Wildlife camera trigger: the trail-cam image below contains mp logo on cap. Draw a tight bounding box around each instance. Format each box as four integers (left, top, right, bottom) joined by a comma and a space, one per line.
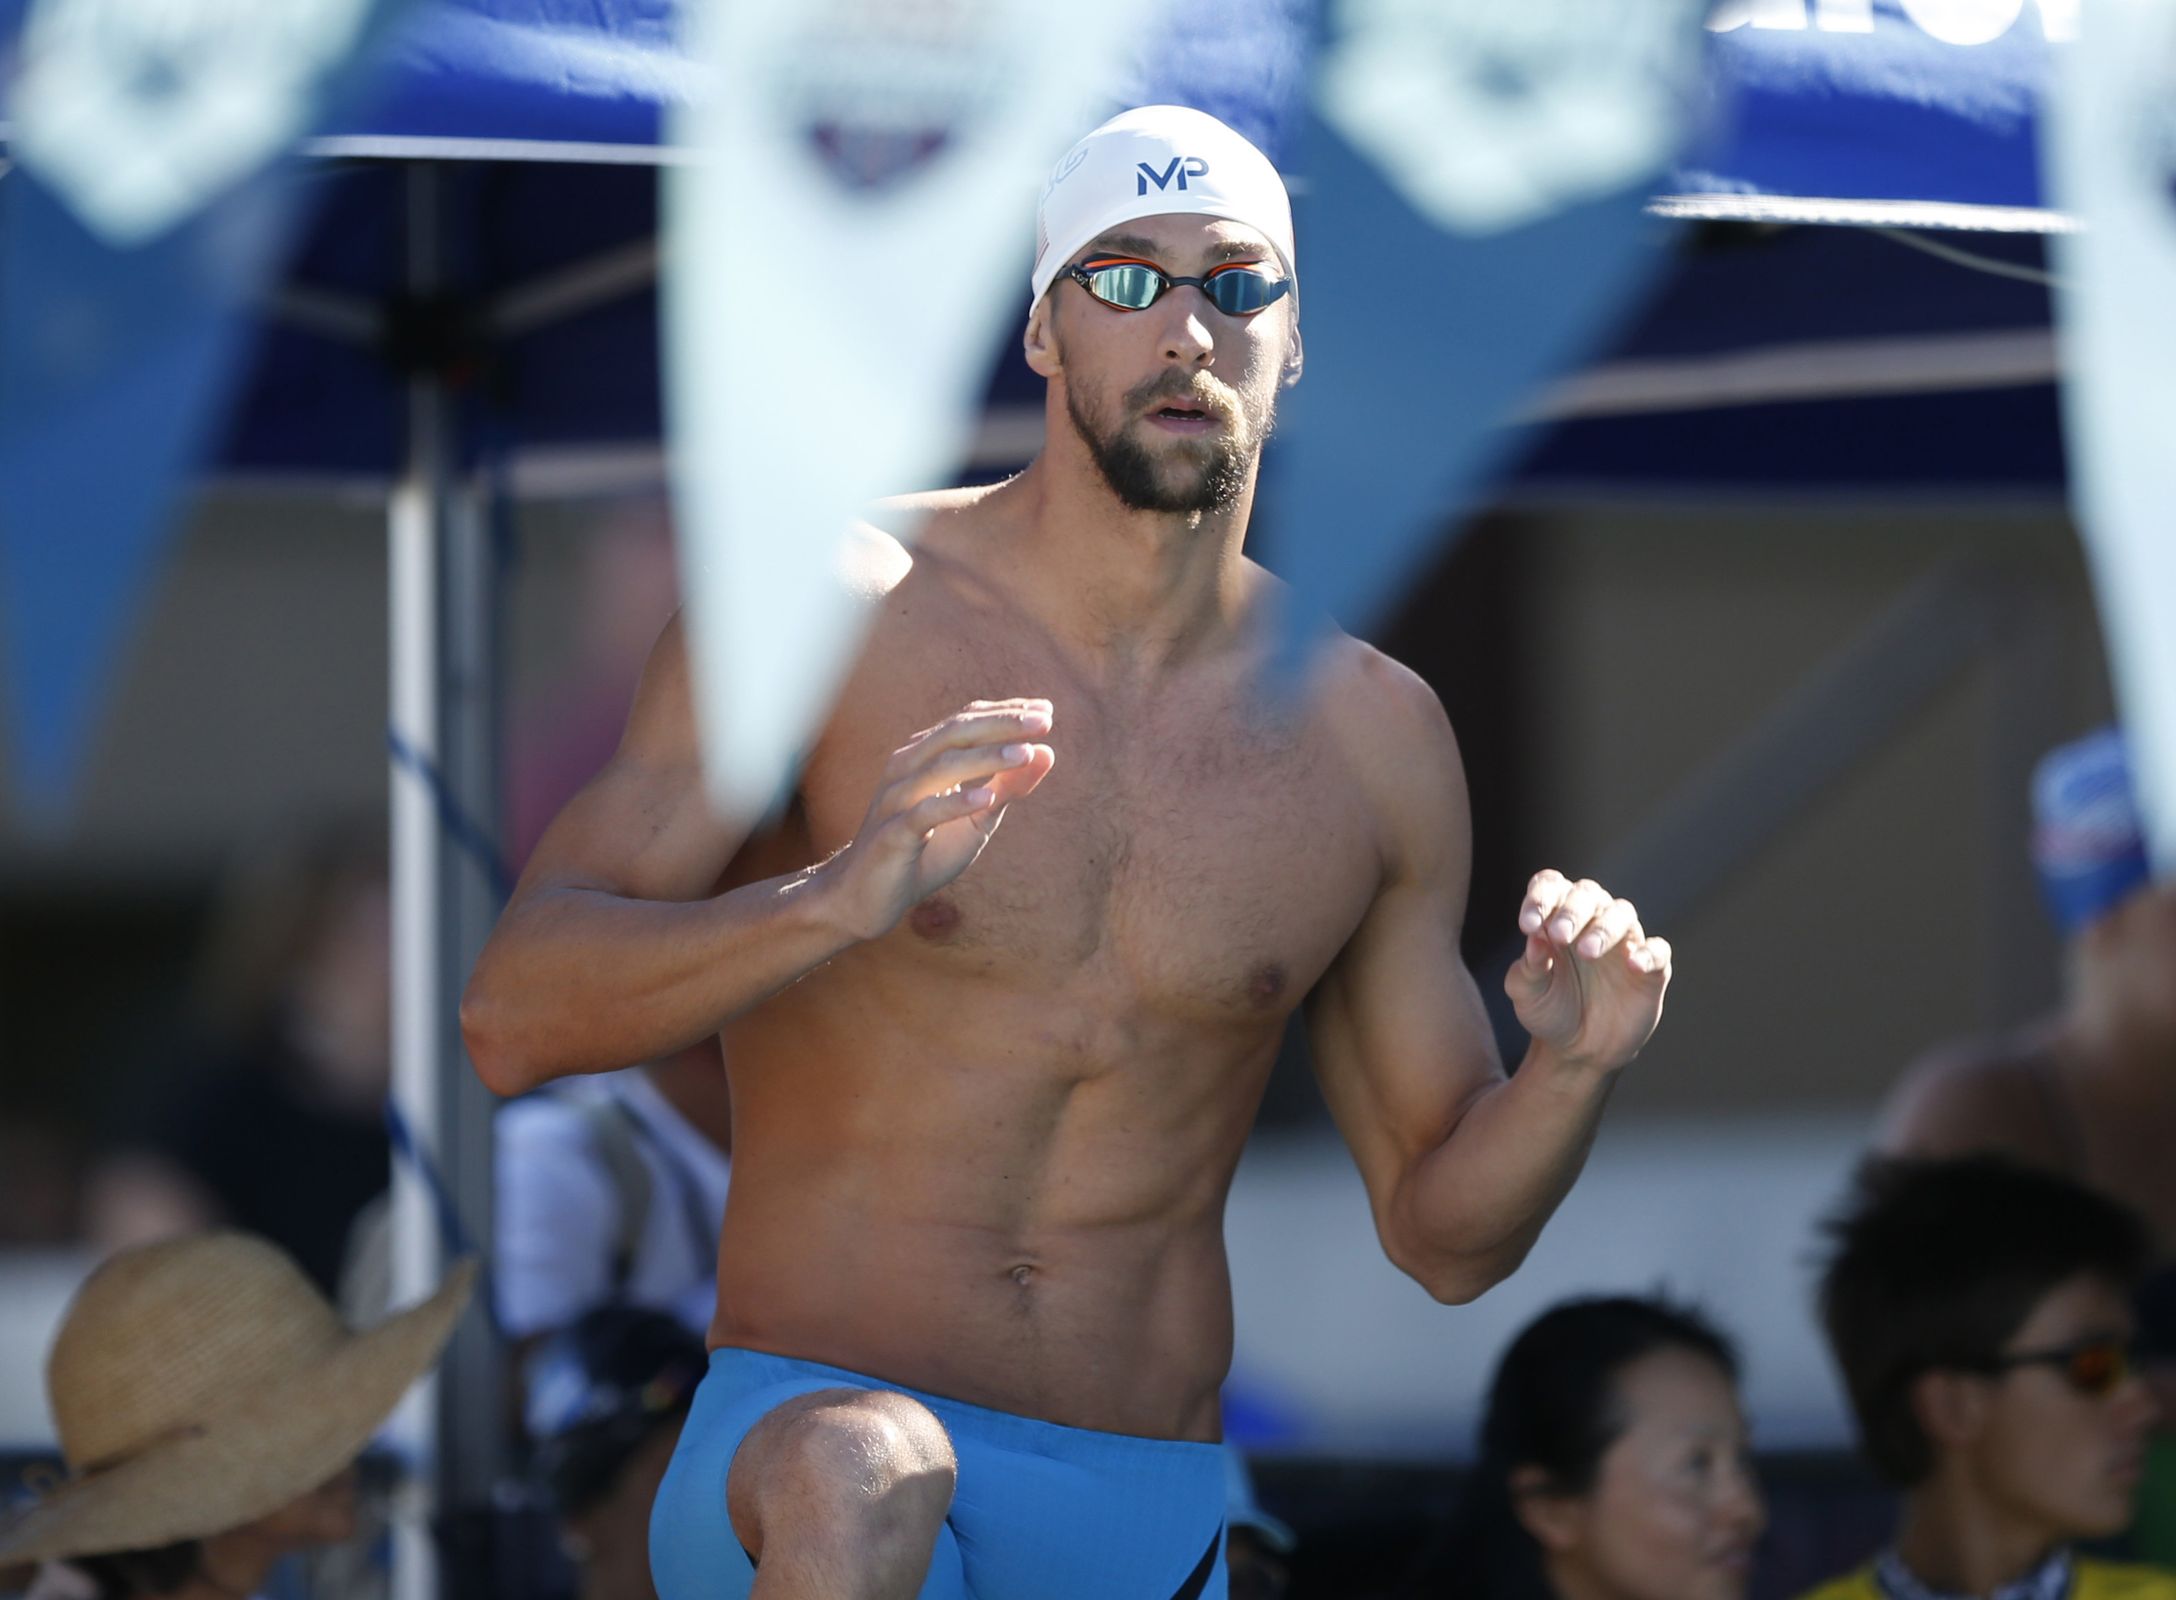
1137, 156, 1211, 194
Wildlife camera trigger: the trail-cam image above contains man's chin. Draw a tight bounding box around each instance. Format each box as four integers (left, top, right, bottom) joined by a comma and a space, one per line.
1138, 429, 1241, 482
1123, 430, 1197, 470
1149, 468, 1228, 512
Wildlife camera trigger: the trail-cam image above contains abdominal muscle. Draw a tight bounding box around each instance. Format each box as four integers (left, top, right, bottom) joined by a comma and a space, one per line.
704, 959, 1281, 1442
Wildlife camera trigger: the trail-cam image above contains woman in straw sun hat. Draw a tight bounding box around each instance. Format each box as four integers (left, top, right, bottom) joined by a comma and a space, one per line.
0, 1230, 474, 1600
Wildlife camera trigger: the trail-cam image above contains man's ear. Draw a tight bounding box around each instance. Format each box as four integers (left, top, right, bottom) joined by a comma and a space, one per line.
1024, 298, 1062, 378
1508, 1465, 1584, 1555
1911, 1368, 1989, 1455
1281, 323, 1304, 389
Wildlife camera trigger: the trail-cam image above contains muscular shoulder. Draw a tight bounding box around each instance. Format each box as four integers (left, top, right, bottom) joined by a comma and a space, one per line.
868, 483, 1007, 525
617, 519, 910, 764
862, 482, 1007, 593
1875, 1024, 2068, 1166
851, 486, 1017, 622
1309, 632, 1469, 887
799, 498, 1010, 781
835, 517, 915, 599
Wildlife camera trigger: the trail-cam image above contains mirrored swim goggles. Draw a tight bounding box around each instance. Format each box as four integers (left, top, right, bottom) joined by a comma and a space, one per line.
1062, 255, 1291, 317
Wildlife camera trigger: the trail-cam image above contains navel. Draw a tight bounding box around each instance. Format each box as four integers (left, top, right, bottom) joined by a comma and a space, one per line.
908, 896, 963, 941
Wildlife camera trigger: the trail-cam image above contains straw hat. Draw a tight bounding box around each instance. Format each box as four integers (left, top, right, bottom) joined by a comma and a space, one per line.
0, 1231, 474, 1564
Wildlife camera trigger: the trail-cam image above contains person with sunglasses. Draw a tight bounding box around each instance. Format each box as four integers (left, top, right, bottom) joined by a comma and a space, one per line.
1799, 1155, 2173, 1600
465, 102, 1673, 1600
1879, 729, 2176, 1564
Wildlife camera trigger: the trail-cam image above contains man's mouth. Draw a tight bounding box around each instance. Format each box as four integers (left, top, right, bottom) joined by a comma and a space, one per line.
1145, 399, 1219, 434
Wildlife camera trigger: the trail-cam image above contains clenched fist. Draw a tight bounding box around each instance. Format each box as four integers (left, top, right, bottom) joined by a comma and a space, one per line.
1504, 870, 1671, 1074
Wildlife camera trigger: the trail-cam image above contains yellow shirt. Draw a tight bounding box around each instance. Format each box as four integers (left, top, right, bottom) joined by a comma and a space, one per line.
1797, 1559, 2176, 1600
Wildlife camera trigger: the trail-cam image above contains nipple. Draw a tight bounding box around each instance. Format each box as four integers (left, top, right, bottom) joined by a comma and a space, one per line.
909, 897, 963, 940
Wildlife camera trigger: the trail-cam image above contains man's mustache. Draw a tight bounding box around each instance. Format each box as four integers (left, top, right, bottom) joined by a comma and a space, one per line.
1129, 374, 1239, 422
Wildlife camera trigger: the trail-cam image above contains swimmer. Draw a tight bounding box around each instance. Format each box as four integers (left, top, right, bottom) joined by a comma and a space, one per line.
462, 105, 1674, 1600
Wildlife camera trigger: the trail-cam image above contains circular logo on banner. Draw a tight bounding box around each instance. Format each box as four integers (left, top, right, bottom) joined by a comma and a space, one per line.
766, 0, 1022, 195
1317, 0, 1703, 235
9, 0, 375, 245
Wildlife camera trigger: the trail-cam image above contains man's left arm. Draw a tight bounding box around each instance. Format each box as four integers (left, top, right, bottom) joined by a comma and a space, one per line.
1308, 657, 1672, 1305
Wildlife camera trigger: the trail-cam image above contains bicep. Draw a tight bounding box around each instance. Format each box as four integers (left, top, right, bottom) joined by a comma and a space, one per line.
512, 611, 745, 908
1306, 657, 1501, 1206
1308, 873, 1503, 1209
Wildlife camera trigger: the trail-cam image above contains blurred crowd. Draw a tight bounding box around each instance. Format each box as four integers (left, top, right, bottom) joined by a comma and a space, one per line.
5, 674, 2176, 1598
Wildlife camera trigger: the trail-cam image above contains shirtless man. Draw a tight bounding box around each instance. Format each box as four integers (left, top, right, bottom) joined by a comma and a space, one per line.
462, 106, 1674, 1600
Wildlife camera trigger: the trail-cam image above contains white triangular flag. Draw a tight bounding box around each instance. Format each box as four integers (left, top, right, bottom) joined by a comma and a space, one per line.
667, 0, 1152, 822
2046, 0, 2176, 869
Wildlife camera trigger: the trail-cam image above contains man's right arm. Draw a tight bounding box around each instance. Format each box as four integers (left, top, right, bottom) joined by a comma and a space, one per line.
461, 612, 1055, 1096
462, 611, 844, 1094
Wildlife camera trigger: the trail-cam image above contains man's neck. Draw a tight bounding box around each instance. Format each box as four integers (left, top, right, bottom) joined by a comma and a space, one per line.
990, 443, 1256, 678
1893, 1482, 2064, 1597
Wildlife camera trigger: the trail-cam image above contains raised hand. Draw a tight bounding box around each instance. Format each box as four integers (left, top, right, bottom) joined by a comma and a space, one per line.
1503, 870, 1672, 1074
822, 699, 1057, 940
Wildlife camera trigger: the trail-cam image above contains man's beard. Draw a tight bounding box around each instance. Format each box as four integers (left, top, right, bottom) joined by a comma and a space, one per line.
1065, 374, 1258, 515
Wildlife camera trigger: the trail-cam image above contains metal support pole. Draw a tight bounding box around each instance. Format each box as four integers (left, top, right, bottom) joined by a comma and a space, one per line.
437, 469, 508, 1500
387, 266, 448, 1600
387, 159, 507, 1600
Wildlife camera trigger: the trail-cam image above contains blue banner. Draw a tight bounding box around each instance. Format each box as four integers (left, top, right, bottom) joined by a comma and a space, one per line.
0, 177, 267, 809
1267, 2, 1708, 644
1677, 0, 2070, 224
0, 0, 2087, 809
0, 0, 415, 811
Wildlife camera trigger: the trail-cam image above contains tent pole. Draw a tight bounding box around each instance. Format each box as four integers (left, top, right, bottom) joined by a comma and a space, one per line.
386, 157, 507, 1600
388, 156, 450, 1600
438, 446, 511, 1575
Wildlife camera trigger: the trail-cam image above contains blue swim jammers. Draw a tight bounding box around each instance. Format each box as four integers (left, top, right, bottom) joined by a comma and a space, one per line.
650, 1347, 1229, 1599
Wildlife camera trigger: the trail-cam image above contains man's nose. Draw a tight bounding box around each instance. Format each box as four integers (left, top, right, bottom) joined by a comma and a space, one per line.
1154, 290, 1216, 365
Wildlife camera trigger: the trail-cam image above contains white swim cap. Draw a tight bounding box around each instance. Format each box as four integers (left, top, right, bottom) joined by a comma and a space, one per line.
1030, 105, 1297, 309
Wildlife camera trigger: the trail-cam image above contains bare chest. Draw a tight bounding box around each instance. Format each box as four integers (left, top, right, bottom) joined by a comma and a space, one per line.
805, 646, 1382, 1023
